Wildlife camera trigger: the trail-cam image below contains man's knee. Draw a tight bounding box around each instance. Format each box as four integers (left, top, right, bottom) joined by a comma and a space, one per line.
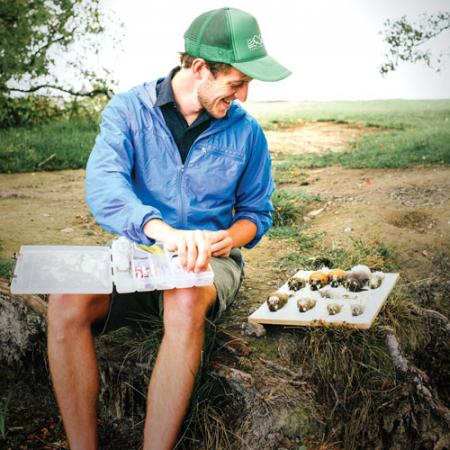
163, 286, 216, 337
47, 293, 110, 339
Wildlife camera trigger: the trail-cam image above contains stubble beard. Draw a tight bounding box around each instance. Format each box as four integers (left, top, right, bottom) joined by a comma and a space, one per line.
197, 83, 227, 119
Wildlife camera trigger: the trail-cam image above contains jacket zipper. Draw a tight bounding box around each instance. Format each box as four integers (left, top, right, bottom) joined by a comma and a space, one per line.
153, 109, 238, 229
153, 109, 186, 227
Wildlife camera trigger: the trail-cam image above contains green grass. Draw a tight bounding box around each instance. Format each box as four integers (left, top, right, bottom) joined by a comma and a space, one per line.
1, 99, 449, 173
0, 386, 14, 441
0, 259, 15, 280
272, 125, 450, 169
250, 99, 450, 130
0, 117, 98, 173
277, 235, 395, 272
250, 99, 450, 169
271, 189, 321, 227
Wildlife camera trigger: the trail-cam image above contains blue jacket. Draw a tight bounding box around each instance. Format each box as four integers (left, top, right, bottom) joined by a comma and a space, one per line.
86, 79, 274, 248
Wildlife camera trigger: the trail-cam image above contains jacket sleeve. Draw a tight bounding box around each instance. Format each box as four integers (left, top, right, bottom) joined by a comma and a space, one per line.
86, 94, 162, 245
232, 122, 274, 248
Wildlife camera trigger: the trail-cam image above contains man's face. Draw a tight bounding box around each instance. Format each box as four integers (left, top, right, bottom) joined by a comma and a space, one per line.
197, 66, 252, 119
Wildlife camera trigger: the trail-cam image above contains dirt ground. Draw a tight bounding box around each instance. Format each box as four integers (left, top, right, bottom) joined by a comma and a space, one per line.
1, 121, 449, 291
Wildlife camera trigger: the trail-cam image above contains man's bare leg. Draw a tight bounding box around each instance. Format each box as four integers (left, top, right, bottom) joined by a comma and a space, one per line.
47, 293, 110, 450
143, 285, 216, 450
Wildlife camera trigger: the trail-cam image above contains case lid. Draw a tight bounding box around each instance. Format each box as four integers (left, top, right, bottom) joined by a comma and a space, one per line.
10, 245, 113, 294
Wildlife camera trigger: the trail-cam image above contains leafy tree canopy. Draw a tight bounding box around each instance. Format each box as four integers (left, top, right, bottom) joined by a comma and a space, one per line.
0, 0, 119, 98
380, 11, 450, 75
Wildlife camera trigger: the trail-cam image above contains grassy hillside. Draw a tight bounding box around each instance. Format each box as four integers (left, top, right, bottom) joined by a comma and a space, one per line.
0, 99, 449, 173
248, 99, 450, 168
0, 118, 98, 173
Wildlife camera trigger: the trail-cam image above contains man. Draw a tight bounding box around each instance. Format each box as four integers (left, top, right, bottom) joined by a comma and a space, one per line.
47, 7, 290, 450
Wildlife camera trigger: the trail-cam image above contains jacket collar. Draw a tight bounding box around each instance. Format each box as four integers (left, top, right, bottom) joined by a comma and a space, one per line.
135, 78, 247, 132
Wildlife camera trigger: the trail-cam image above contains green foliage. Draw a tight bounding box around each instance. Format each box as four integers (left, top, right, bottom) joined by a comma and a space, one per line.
0, 94, 107, 129
0, 116, 98, 172
271, 189, 321, 227
0, 0, 117, 123
0, 259, 15, 280
380, 12, 450, 74
271, 190, 304, 227
0, 95, 64, 129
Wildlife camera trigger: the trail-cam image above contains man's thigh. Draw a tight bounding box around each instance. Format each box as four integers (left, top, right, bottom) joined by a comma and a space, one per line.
93, 248, 244, 335
208, 248, 244, 320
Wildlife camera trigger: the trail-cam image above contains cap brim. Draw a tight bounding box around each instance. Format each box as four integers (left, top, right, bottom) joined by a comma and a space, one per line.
232, 55, 291, 82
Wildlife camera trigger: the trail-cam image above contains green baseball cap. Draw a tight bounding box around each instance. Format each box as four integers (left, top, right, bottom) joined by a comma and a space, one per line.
184, 7, 291, 82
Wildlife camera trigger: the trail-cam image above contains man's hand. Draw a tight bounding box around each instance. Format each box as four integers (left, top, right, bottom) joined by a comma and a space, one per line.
210, 230, 233, 257
164, 229, 212, 272
144, 219, 211, 272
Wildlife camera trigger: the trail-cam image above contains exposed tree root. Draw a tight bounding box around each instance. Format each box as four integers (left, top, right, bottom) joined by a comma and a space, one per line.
0, 279, 48, 316
382, 325, 450, 427
411, 304, 450, 335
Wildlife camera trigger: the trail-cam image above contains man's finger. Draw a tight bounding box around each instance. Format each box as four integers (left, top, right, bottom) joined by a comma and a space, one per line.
185, 231, 198, 271
176, 235, 188, 268
211, 239, 227, 253
212, 247, 230, 257
209, 230, 226, 244
194, 230, 211, 272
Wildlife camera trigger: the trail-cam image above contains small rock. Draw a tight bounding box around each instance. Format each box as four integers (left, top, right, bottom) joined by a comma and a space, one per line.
60, 227, 74, 233
241, 321, 266, 338
422, 250, 428, 257
344, 227, 352, 233
307, 208, 324, 218
303, 216, 312, 222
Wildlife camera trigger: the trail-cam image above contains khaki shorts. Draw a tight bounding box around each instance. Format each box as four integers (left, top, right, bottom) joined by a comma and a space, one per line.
92, 248, 244, 336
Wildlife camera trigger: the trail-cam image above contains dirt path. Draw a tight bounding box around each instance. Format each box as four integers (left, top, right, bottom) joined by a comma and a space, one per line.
1, 122, 449, 292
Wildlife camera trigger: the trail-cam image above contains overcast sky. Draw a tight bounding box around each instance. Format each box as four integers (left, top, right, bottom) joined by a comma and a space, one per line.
98, 0, 450, 101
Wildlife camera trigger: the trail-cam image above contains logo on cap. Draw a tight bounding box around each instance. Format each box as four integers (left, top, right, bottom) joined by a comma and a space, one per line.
247, 34, 264, 50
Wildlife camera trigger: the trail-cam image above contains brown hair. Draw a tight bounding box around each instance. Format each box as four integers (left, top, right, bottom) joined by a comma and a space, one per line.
179, 52, 231, 77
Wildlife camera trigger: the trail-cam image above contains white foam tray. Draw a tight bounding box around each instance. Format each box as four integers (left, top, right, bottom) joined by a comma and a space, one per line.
248, 271, 399, 329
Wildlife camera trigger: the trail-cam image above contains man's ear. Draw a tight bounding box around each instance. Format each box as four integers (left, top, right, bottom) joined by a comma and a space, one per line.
191, 58, 209, 80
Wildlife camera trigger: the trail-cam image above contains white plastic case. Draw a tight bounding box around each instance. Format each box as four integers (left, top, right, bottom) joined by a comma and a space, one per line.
10, 237, 214, 295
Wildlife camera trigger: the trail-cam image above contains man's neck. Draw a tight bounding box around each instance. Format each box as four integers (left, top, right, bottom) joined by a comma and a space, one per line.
171, 69, 203, 126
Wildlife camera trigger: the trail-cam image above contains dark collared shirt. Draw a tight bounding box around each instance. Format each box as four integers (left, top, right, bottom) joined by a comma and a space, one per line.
155, 68, 212, 164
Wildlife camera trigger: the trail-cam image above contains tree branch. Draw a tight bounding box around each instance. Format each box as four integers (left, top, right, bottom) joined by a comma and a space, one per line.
28, 31, 73, 68
7, 84, 113, 98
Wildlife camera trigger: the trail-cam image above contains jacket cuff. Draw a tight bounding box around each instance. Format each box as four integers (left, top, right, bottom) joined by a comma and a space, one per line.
231, 213, 263, 249
128, 207, 163, 245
